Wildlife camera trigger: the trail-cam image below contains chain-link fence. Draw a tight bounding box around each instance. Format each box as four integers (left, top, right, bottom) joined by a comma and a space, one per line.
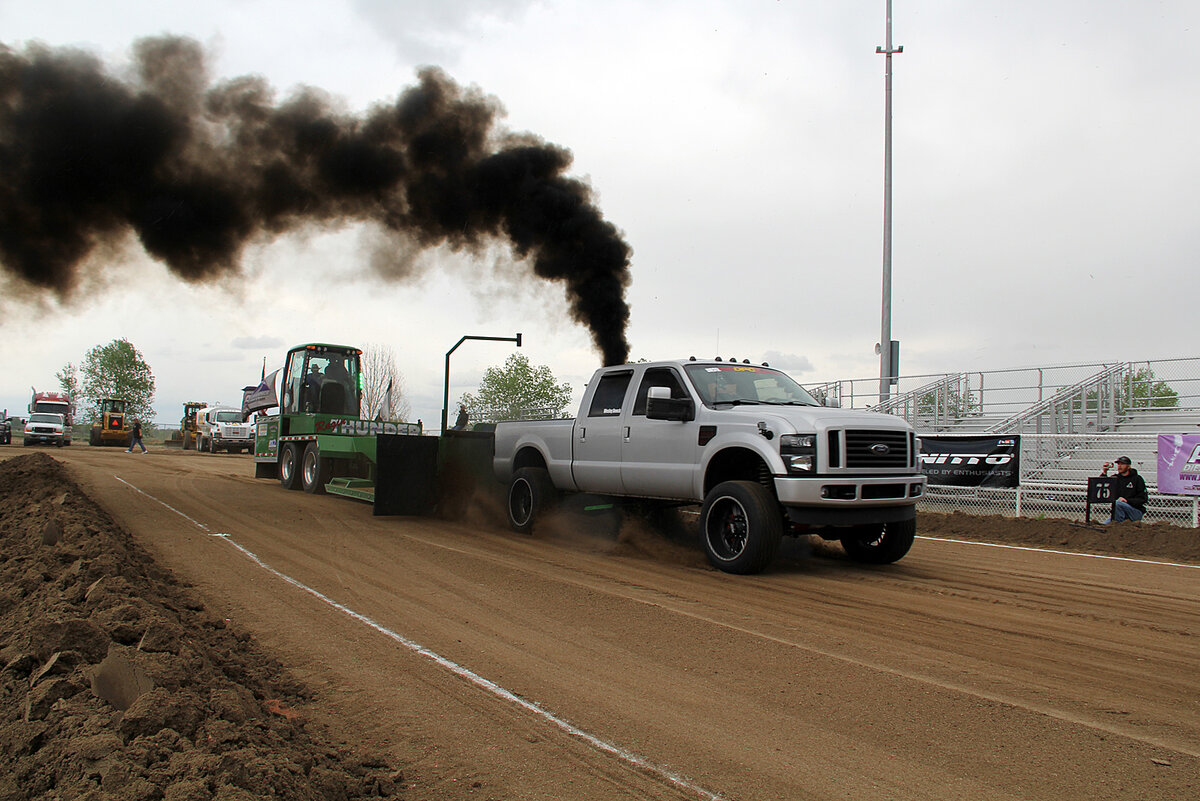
465, 406, 562, 424
920, 482, 1200, 528
807, 358, 1200, 528
808, 357, 1200, 433
919, 433, 1200, 527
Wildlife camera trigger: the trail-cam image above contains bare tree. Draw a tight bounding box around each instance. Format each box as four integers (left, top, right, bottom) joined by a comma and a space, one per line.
360, 344, 412, 421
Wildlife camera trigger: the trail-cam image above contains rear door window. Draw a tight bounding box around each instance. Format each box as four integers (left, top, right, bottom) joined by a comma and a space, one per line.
588, 372, 633, 417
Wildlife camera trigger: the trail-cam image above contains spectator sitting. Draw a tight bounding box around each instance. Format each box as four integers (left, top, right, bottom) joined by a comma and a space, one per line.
1099, 456, 1147, 523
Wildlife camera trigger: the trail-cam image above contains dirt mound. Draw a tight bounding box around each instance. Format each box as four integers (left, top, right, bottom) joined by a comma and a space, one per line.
0, 453, 403, 800
918, 510, 1200, 564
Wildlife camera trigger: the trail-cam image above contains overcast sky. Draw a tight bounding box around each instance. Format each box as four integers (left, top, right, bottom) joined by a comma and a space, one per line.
2, 0, 1196, 429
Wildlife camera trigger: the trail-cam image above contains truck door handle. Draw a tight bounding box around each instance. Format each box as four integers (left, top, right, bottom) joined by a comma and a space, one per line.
623, 426, 630, 440
579, 427, 586, 440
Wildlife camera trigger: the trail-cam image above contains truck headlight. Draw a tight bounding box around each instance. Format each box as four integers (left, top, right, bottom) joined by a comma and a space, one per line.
780, 434, 817, 474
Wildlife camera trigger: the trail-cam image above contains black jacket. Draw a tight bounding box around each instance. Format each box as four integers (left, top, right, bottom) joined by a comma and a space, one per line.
1109, 468, 1148, 511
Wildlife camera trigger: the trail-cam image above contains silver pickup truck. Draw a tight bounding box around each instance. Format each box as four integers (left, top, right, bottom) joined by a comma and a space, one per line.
493, 358, 926, 574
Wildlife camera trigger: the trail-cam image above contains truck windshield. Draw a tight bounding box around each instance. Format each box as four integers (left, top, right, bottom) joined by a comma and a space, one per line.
685, 364, 820, 408
286, 347, 361, 416
214, 411, 243, 423
30, 414, 63, 424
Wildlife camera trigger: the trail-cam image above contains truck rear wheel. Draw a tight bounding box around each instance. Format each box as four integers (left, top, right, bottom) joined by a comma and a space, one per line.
301, 442, 331, 494
700, 480, 782, 575
507, 467, 555, 534
840, 518, 916, 564
279, 443, 302, 491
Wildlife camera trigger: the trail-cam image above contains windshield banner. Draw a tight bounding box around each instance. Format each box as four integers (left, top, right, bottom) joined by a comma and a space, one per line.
242, 369, 280, 417
919, 435, 1020, 487
1157, 434, 1200, 495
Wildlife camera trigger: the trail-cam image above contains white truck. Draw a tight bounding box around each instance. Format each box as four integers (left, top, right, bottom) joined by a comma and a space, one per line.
493, 358, 926, 574
195, 406, 254, 453
24, 413, 67, 447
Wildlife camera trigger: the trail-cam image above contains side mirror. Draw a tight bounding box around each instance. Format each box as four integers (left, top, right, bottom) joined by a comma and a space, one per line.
646, 387, 694, 422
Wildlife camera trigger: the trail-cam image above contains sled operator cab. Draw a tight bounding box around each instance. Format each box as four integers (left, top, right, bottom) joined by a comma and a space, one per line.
281, 343, 363, 420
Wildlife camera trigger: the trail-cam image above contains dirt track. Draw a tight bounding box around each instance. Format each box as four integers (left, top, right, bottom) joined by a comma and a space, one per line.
3, 444, 1199, 800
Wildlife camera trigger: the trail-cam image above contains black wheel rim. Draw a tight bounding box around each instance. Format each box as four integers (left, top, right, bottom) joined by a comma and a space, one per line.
510, 478, 533, 526
854, 526, 886, 549
706, 496, 748, 561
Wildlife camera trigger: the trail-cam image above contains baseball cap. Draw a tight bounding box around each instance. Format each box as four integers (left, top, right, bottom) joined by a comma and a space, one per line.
1115, 456, 1131, 465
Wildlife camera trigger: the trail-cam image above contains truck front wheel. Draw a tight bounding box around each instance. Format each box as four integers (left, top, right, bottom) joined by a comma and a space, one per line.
701, 481, 783, 574
301, 442, 331, 494
279, 443, 302, 491
840, 518, 916, 564
507, 467, 555, 534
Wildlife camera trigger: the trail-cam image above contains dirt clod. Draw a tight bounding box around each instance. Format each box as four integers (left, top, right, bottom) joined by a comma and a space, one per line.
0, 453, 401, 800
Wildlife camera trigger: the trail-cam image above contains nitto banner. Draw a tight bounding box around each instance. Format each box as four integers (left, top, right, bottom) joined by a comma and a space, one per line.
919, 436, 1021, 488
1156, 434, 1200, 495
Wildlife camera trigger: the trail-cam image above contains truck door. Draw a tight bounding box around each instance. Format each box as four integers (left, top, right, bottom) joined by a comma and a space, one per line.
622, 367, 701, 499
571, 370, 633, 495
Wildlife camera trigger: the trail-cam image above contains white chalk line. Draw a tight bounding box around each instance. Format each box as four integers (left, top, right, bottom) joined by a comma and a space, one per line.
113, 475, 725, 801
917, 535, 1200, 569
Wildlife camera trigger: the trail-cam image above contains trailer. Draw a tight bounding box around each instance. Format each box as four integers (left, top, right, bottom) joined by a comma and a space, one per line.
252, 343, 455, 515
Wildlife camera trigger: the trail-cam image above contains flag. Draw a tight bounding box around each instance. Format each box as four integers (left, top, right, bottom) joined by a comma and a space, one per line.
242, 369, 280, 417
382, 378, 394, 421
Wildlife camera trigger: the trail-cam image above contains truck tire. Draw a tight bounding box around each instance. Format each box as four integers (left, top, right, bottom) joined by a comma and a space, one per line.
279, 442, 302, 491
840, 518, 916, 564
700, 480, 783, 575
507, 467, 555, 534
301, 442, 331, 494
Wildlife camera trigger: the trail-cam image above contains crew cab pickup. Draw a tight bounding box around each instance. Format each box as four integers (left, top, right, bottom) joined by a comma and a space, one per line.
24, 413, 67, 447
493, 358, 925, 574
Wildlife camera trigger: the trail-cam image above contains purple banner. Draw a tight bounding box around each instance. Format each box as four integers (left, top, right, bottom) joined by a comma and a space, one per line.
1157, 434, 1200, 495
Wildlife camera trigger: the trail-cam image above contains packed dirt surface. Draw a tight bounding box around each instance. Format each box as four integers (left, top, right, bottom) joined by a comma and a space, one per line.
1, 445, 1198, 800
918, 509, 1200, 565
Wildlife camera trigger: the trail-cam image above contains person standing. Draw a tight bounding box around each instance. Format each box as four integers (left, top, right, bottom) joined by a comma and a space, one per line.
452, 404, 469, 431
126, 419, 148, 454
1099, 456, 1146, 523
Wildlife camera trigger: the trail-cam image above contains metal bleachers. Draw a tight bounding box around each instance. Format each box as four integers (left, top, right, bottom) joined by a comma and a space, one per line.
808, 358, 1200, 526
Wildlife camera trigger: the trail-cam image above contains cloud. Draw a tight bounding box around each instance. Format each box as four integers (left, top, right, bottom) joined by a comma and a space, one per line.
232, 335, 286, 350
762, 352, 814, 373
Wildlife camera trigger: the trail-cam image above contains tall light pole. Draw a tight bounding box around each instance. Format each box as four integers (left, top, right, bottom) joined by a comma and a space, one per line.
877, 0, 903, 402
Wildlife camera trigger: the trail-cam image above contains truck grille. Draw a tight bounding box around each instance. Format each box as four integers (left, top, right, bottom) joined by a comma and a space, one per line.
844, 429, 909, 468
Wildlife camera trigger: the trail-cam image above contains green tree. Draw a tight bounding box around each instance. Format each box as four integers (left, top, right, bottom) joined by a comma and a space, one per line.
916, 388, 976, 418
56, 362, 80, 408
81, 339, 156, 425
1076, 366, 1179, 414
1123, 366, 1179, 410
460, 353, 574, 423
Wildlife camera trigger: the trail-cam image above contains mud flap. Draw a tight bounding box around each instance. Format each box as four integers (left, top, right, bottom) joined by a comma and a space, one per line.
373, 434, 440, 516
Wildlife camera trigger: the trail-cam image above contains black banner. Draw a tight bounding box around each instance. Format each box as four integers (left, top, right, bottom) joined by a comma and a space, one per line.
919, 435, 1020, 487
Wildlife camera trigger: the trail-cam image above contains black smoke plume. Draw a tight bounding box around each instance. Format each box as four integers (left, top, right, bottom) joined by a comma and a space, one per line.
0, 36, 631, 364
